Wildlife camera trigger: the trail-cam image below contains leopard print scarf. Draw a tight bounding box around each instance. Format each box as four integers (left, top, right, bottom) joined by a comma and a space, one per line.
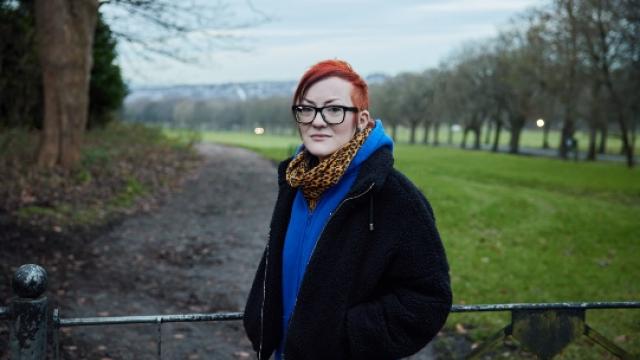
286, 128, 372, 210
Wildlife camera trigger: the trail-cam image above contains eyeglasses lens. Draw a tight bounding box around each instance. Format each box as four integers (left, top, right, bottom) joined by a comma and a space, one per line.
321, 107, 344, 124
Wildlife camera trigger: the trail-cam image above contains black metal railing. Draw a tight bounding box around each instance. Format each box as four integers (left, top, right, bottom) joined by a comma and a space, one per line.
2, 264, 639, 359
52, 309, 244, 359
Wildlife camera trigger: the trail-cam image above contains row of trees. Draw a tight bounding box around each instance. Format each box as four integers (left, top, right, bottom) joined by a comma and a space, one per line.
371, 0, 638, 166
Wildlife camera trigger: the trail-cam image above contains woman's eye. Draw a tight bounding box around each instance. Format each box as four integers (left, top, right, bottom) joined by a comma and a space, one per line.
326, 107, 342, 114
299, 107, 314, 114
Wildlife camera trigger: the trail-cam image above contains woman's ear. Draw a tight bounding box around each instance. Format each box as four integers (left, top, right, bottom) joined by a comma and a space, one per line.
358, 110, 374, 129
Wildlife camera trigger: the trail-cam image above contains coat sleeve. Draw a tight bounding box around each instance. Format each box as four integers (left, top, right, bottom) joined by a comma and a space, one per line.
345, 187, 452, 359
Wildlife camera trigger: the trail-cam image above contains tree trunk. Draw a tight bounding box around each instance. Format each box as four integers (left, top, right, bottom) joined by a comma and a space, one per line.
461, 127, 469, 149
558, 112, 575, 160
598, 123, 607, 154
35, 0, 99, 168
509, 116, 524, 154
433, 122, 440, 146
587, 126, 597, 161
492, 120, 502, 152
422, 122, 430, 145
587, 83, 602, 161
409, 121, 418, 144
473, 127, 481, 149
447, 121, 453, 145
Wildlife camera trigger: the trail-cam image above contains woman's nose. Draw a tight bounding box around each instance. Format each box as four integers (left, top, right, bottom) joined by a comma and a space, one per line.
310, 111, 326, 127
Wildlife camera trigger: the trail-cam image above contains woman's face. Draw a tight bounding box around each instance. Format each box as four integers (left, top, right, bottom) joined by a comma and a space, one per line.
297, 77, 370, 161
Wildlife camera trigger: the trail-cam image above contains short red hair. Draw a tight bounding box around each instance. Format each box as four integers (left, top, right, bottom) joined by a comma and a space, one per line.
293, 59, 369, 110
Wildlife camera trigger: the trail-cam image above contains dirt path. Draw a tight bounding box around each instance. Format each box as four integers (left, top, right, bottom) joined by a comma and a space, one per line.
46, 143, 277, 359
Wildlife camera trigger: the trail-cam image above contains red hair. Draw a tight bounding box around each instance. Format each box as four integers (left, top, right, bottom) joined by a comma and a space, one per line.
293, 59, 369, 110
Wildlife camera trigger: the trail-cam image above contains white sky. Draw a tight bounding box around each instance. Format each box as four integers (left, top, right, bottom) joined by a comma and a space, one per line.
109, 0, 544, 86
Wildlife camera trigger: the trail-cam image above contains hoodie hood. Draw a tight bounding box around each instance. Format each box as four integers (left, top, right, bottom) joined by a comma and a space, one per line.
347, 119, 394, 173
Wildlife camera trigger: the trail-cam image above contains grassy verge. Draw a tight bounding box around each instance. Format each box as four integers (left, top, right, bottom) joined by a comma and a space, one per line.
197, 130, 640, 359
0, 122, 201, 232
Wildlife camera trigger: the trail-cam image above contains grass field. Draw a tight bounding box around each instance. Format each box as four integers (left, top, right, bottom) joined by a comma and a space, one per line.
169, 128, 639, 358
391, 145, 639, 358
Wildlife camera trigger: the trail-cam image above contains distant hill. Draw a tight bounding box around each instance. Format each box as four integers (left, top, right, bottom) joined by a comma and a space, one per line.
125, 74, 390, 103
125, 81, 297, 103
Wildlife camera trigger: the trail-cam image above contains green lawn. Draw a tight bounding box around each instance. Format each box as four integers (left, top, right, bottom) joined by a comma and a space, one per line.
187, 129, 639, 358
393, 146, 639, 358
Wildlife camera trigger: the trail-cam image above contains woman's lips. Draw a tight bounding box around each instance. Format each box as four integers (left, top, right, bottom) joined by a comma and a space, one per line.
310, 134, 330, 140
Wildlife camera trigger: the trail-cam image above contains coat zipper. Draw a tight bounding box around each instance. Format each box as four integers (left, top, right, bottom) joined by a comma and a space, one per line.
283, 182, 375, 359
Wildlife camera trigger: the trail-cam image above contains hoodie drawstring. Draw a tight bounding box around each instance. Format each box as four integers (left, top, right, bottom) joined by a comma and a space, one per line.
369, 195, 375, 231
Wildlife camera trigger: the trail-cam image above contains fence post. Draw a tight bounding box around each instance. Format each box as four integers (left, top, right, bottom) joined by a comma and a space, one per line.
9, 264, 49, 360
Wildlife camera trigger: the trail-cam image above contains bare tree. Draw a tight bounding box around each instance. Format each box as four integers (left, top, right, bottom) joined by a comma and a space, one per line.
493, 13, 549, 154
370, 80, 401, 142
420, 70, 438, 145
394, 72, 431, 144
549, 0, 584, 159
429, 67, 452, 146
34, 0, 265, 168
575, 0, 637, 166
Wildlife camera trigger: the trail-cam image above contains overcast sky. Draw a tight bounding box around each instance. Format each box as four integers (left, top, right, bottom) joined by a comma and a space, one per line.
109, 0, 544, 87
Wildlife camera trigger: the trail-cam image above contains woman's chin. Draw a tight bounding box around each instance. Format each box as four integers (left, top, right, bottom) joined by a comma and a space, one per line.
305, 147, 333, 161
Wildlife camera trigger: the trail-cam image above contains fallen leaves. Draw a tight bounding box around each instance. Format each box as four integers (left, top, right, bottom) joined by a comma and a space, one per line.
615, 334, 628, 343
455, 323, 468, 335
0, 123, 203, 233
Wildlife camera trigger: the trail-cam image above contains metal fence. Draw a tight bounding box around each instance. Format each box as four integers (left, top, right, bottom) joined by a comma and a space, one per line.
2, 264, 639, 359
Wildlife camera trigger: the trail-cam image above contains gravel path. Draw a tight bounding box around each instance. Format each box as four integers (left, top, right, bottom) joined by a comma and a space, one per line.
54, 143, 276, 359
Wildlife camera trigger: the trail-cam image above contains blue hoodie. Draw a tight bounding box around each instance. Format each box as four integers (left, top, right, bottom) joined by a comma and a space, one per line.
276, 120, 394, 359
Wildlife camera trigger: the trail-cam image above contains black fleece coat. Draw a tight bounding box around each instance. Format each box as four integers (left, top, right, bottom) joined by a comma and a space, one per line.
243, 147, 452, 360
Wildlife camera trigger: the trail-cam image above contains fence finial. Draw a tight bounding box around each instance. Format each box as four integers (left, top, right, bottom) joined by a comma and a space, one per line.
12, 264, 48, 299
10, 263, 49, 360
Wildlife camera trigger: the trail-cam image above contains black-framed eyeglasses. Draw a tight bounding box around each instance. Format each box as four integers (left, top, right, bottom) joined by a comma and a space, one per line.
291, 105, 359, 125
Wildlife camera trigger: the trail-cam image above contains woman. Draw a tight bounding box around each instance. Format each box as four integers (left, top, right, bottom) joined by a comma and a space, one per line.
243, 59, 451, 360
